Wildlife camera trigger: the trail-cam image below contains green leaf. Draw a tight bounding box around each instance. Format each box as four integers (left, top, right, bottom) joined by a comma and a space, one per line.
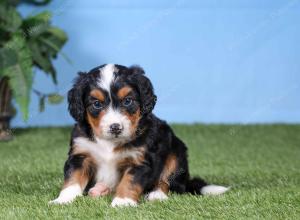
47, 93, 64, 104
39, 35, 70, 64
27, 40, 57, 83
47, 27, 68, 42
39, 28, 68, 55
0, 4, 22, 33
0, 47, 18, 71
24, 11, 51, 23
2, 34, 33, 120
25, 25, 68, 83
45, 27, 70, 63
22, 11, 51, 38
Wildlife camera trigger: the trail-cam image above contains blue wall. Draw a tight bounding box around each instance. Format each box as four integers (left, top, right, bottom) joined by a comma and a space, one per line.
13, 0, 300, 126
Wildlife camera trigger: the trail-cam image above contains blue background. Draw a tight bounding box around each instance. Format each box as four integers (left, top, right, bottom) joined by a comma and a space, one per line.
14, 0, 300, 126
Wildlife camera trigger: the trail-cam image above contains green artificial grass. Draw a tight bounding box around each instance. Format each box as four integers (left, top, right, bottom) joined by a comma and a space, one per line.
0, 124, 299, 219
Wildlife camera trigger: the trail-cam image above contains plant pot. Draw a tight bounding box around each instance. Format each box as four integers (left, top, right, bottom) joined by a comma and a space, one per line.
0, 113, 13, 141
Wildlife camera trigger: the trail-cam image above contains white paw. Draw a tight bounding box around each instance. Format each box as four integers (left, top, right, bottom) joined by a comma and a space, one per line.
49, 197, 75, 205
146, 189, 168, 201
49, 184, 82, 205
111, 197, 137, 207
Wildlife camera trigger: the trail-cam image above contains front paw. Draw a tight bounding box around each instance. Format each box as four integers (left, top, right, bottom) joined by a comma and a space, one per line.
111, 197, 137, 207
49, 184, 82, 205
48, 196, 75, 205
146, 189, 168, 201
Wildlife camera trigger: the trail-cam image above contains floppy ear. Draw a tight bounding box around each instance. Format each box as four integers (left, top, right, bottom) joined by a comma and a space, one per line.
67, 72, 88, 122
129, 66, 157, 115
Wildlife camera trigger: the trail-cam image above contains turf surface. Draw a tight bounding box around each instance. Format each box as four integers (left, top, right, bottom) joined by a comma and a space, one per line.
0, 125, 299, 219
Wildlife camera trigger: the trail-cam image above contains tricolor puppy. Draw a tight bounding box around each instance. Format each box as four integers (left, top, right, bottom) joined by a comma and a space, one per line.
50, 64, 229, 207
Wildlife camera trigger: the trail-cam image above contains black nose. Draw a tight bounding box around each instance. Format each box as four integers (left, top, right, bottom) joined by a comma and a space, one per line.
109, 123, 122, 135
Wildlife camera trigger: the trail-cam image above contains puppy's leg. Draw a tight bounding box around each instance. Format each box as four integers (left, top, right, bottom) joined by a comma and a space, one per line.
50, 153, 96, 205
49, 171, 86, 205
111, 168, 144, 207
146, 153, 179, 201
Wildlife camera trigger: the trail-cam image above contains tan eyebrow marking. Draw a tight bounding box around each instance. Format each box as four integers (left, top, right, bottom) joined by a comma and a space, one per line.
90, 89, 105, 102
117, 86, 133, 99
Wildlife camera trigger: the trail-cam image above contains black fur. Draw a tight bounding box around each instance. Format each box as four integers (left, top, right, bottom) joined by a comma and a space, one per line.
127, 65, 157, 115
67, 72, 87, 123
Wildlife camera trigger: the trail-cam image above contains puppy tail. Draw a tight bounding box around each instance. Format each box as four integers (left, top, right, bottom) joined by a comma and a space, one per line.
186, 177, 230, 195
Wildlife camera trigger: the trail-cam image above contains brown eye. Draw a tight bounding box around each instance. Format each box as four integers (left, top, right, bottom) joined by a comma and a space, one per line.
93, 100, 103, 109
122, 97, 133, 107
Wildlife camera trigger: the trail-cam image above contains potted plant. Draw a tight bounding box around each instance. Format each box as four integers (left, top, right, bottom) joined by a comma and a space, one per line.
0, 0, 67, 140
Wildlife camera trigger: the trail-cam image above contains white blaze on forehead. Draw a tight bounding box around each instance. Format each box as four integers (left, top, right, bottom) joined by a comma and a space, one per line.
98, 64, 116, 92
95, 64, 133, 140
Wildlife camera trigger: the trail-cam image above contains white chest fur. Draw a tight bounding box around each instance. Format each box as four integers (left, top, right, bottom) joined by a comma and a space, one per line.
73, 137, 142, 190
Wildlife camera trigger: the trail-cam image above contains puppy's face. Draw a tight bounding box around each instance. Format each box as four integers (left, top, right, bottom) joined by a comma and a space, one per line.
68, 64, 156, 143
86, 80, 141, 141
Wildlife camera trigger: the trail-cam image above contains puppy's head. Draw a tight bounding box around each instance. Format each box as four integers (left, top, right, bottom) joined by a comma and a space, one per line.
68, 64, 156, 142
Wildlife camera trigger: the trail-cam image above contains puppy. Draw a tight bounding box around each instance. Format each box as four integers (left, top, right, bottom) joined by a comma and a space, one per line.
50, 64, 229, 207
